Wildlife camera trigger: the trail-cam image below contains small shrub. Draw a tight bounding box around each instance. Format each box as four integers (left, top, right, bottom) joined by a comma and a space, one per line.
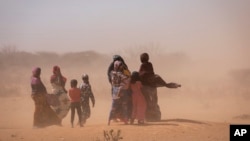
103, 129, 123, 141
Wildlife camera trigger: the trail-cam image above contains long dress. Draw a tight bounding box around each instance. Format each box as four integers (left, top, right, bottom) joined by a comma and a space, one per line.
141, 85, 161, 121
130, 81, 147, 121
139, 61, 162, 121
79, 82, 95, 124
48, 68, 70, 121
108, 70, 130, 125
31, 68, 61, 128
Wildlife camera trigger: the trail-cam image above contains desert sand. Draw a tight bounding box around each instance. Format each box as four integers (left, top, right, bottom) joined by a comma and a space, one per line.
0, 49, 249, 141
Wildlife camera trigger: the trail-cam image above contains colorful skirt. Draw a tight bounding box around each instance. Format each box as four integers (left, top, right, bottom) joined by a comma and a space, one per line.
47, 85, 70, 119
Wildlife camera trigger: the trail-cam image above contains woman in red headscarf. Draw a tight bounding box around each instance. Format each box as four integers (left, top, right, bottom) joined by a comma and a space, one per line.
31, 67, 61, 128
50, 66, 67, 92
47, 66, 70, 124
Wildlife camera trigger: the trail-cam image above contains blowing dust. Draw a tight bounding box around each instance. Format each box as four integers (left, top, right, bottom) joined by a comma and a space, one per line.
0, 48, 249, 129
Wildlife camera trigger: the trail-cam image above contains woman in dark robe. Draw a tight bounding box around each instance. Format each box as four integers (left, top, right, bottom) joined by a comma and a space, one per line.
139, 53, 181, 121
31, 67, 61, 128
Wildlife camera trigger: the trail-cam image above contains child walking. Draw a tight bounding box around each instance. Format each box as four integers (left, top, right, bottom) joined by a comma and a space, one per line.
130, 71, 147, 125
79, 74, 95, 125
68, 79, 82, 128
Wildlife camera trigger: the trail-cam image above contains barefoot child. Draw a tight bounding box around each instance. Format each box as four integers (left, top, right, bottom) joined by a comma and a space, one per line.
68, 79, 82, 128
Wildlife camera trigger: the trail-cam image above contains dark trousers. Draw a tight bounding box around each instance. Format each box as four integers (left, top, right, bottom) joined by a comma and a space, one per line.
70, 102, 82, 124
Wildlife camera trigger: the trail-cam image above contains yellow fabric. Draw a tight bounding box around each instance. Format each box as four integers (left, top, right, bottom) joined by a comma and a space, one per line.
123, 69, 131, 77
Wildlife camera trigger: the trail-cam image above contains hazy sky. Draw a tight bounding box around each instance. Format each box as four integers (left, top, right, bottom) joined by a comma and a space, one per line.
0, 0, 249, 58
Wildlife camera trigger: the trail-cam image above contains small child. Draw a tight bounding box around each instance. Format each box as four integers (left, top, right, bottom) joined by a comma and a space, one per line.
79, 74, 95, 125
68, 79, 82, 128
130, 71, 146, 125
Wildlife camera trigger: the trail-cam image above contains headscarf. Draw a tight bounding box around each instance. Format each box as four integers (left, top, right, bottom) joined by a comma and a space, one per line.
53, 65, 61, 75
31, 67, 47, 94
113, 55, 122, 62
50, 65, 67, 86
82, 73, 89, 83
32, 67, 41, 78
31, 67, 41, 85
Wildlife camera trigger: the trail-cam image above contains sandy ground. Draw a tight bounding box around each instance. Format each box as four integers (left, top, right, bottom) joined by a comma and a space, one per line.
0, 93, 249, 141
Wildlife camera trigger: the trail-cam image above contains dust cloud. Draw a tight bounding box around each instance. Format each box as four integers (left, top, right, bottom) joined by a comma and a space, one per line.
0, 46, 249, 130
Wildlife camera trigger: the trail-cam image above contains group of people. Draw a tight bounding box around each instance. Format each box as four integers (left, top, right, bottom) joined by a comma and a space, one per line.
30, 66, 95, 128
107, 53, 181, 125
30, 52, 180, 128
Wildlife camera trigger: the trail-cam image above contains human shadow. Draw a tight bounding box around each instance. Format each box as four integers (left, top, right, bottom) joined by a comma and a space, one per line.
131, 122, 179, 126
141, 118, 210, 126
111, 118, 210, 126
158, 118, 209, 125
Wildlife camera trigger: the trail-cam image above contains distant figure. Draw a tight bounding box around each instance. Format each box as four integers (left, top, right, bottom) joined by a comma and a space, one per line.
139, 53, 181, 121
108, 60, 130, 125
130, 71, 147, 125
68, 79, 83, 128
47, 65, 70, 124
79, 74, 95, 125
30, 67, 61, 128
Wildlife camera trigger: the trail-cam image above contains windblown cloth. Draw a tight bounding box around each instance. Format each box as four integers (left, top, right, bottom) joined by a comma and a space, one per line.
48, 66, 70, 119
47, 84, 70, 119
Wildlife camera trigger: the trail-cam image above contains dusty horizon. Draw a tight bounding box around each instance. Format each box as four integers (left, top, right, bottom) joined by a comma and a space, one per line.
1, 1, 250, 140
0, 47, 250, 140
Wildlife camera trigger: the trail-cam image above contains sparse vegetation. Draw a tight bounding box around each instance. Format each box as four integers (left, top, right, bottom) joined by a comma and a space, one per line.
103, 129, 123, 141
0, 45, 189, 97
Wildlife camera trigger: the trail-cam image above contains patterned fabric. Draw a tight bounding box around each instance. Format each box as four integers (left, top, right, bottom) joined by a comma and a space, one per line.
49, 84, 70, 119
110, 71, 128, 99
107, 55, 129, 84
48, 66, 70, 119
108, 69, 130, 124
79, 82, 95, 124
